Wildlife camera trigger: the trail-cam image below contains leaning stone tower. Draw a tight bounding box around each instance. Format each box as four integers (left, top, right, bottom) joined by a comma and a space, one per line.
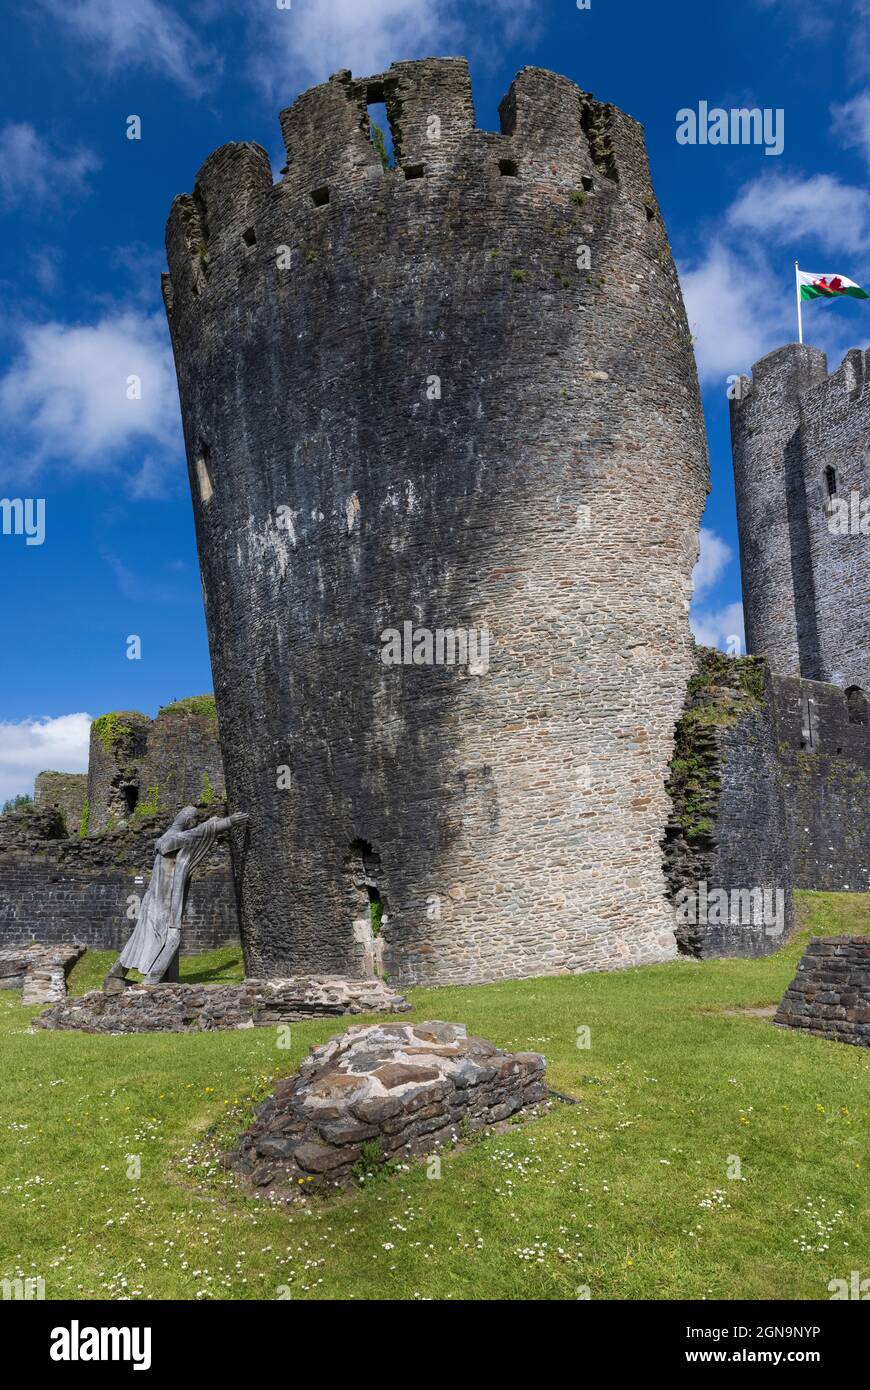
162, 58, 708, 986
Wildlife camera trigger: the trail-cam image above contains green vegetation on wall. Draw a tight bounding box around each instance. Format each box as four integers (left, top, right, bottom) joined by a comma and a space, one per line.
92, 713, 135, 752
666, 649, 767, 842
158, 695, 217, 721
133, 785, 161, 820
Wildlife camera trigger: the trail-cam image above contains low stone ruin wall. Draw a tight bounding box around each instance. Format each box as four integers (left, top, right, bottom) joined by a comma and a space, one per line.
775, 936, 870, 1047
0, 805, 239, 953
224, 1020, 547, 1195
0, 943, 85, 1005
35, 977, 409, 1033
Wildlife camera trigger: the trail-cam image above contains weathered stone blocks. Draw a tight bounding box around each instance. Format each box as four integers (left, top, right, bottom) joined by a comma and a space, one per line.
731, 343, 870, 692
34, 772, 88, 834
663, 647, 870, 958
35, 976, 409, 1033
163, 57, 709, 987
224, 1021, 547, 1193
775, 936, 870, 1047
0, 807, 238, 953
0, 943, 85, 1004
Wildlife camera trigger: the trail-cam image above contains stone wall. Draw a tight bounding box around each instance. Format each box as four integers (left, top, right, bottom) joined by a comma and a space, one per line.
775, 936, 870, 1047
663, 649, 794, 958
34, 772, 87, 834
731, 343, 870, 692
37, 977, 409, 1033
163, 58, 709, 987
224, 1021, 547, 1195
664, 649, 870, 957
771, 676, 870, 893
86, 698, 224, 833
0, 943, 85, 1004
0, 805, 239, 953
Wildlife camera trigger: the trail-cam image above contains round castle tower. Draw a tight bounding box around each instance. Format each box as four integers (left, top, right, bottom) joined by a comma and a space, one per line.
162, 58, 709, 986
731, 342, 870, 690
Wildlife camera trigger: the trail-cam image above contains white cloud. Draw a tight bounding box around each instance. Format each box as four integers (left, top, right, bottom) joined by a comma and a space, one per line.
690, 601, 746, 655
688, 531, 744, 653
680, 241, 789, 383
0, 310, 181, 485
0, 122, 98, 210
727, 171, 870, 255
832, 90, 870, 170
692, 526, 732, 599
0, 714, 91, 806
244, 0, 536, 101
680, 168, 870, 383
38, 0, 218, 93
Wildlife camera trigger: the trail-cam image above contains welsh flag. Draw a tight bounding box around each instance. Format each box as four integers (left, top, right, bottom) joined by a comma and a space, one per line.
797, 270, 868, 301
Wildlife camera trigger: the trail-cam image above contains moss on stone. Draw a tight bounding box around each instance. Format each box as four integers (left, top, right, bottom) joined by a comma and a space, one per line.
92, 713, 135, 752
132, 785, 161, 820
158, 695, 217, 721
666, 648, 769, 843
78, 799, 89, 838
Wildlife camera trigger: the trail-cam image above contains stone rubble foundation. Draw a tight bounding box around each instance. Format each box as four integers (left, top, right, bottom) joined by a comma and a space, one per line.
0, 943, 85, 1005
775, 936, 870, 1047
34, 976, 409, 1033
224, 1020, 547, 1196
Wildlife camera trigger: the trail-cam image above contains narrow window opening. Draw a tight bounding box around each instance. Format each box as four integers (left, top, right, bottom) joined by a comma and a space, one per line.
824, 465, 838, 498
367, 99, 395, 171
310, 187, 330, 207
366, 884, 383, 936
345, 838, 386, 975
846, 686, 869, 725
195, 443, 214, 506
581, 175, 594, 191
800, 692, 817, 750
404, 163, 425, 180
241, 226, 257, 247
123, 787, 139, 816
645, 204, 656, 222
499, 158, 519, 177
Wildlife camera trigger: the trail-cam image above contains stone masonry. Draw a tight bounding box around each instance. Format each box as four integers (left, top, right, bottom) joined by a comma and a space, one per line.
663, 647, 870, 958
0, 803, 238, 953
162, 58, 709, 987
87, 698, 225, 834
34, 772, 87, 835
0, 942, 85, 1005
224, 1020, 547, 1194
663, 649, 794, 959
731, 344, 870, 692
36, 976, 409, 1033
775, 936, 870, 1047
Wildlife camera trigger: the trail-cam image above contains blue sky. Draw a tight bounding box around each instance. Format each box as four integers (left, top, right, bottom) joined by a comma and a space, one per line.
2, 0, 869, 800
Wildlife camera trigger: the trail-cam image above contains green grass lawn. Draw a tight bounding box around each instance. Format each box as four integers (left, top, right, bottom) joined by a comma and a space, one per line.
1, 893, 868, 1301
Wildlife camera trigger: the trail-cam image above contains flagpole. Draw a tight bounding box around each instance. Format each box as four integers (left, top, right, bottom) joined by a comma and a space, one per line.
795, 260, 803, 344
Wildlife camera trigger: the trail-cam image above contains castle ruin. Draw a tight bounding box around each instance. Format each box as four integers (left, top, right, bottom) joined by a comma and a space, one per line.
662, 343, 870, 959
161, 58, 709, 986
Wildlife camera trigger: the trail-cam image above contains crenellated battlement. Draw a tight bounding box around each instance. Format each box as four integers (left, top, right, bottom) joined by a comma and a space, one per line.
163, 58, 663, 317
